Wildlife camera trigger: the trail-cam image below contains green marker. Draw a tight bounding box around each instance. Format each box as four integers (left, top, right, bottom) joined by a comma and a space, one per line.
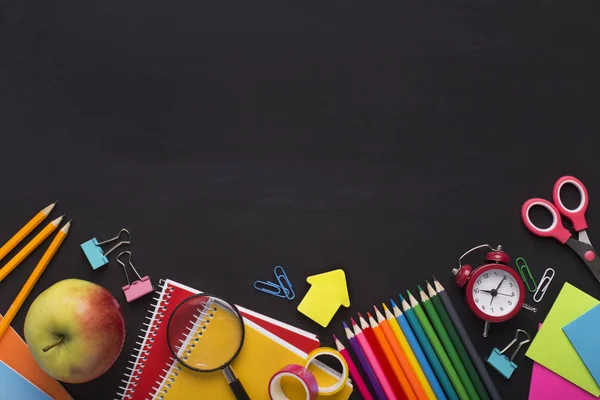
407, 290, 470, 400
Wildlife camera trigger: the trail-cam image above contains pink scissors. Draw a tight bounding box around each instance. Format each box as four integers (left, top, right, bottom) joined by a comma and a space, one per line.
521, 176, 600, 282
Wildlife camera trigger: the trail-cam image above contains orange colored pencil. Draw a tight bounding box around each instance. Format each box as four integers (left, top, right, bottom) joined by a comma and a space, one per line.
0, 202, 55, 262
374, 306, 429, 400
0, 215, 63, 282
368, 312, 417, 400
0, 220, 70, 340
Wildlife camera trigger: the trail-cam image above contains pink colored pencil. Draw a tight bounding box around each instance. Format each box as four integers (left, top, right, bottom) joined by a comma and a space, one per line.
352, 318, 398, 400
334, 334, 374, 400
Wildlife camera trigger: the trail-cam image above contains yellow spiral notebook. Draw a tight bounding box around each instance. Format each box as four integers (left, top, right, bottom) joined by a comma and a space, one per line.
154, 311, 353, 399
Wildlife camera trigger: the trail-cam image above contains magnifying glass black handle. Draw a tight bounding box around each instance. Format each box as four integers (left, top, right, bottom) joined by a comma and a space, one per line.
224, 366, 250, 400
229, 377, 250, 400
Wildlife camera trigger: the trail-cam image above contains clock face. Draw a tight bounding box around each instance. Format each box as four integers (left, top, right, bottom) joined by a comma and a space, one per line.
469, 268, 521, 319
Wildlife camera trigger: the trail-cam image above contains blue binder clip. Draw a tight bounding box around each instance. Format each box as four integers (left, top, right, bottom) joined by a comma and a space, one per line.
81, 228, 131, 270
254, 265, 295, 300
486, 329, 531, 379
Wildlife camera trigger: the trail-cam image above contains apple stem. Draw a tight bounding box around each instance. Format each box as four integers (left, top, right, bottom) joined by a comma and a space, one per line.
42, 336, 64, 352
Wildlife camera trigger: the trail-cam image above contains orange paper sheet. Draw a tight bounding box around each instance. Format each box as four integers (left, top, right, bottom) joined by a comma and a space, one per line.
0, 314, 72, 400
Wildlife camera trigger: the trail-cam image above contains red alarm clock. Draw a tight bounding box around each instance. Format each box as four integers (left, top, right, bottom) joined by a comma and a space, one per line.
452, 244, 536, 337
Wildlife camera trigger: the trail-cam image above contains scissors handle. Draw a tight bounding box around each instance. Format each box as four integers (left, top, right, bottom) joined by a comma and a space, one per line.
521, 198, 571, 244
553, 176, 589, 231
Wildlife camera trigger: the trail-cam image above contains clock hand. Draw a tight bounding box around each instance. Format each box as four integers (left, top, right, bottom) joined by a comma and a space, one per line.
495, 276, 506, 291
496, 292, 515, 297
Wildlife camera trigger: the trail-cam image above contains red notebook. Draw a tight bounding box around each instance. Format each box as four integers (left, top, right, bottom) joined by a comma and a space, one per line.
115, 279, 320, 400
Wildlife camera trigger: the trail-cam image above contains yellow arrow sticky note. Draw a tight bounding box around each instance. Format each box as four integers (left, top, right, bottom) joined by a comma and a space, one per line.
298, 269, 350, 327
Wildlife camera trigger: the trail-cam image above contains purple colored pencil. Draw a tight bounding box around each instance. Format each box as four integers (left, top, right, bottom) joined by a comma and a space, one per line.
344, 321, 386, 400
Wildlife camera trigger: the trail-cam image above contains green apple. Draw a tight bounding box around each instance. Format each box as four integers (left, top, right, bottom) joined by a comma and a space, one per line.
24, 279, 126, 383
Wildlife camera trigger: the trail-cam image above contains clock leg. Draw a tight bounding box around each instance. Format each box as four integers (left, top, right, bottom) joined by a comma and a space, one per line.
522, 303, 537, 313
483, 320, 491, 337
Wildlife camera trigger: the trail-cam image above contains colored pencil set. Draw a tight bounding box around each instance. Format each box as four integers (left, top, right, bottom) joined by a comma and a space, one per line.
334, 277, 502, 400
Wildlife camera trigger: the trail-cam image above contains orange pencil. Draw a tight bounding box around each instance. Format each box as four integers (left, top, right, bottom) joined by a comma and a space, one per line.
0, 215, 63, 282
0, 220, 70, 340
368, 312, 417, 400
0, 202, 55, 262
374, 306, 429, 400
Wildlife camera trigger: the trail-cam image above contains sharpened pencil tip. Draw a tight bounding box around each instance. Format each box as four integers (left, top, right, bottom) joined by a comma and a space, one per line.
425, 280, 430, 286
407, 290, 413, 296
60, 220, 71, 233
390, 299, 397, 308
342, 321, 349, 329
366, 311, 373, 319
357, 312, 363, 319
432, 274, 438, 281
333, 334, 338, 341
398, 294, 405, 302
350, 318, 357, 326
417, 285, 424, 292
382, 303, 389, 311
42, 202, 57, 216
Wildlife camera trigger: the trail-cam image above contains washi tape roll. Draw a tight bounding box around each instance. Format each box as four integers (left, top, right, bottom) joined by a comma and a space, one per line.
269, 364, 319, 400
304, 347, 349, 396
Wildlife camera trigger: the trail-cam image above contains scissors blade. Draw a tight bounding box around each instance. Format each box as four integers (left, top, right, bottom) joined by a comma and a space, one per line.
578, 229, 592, 247
566, 238, 600, 283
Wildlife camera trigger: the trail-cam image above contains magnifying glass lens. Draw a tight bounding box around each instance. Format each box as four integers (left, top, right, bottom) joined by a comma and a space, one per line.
167, 295, 244, 371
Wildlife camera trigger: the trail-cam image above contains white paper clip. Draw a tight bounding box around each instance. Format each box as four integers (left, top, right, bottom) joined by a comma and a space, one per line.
533, 268, 555, 303
117, 251, 153, 303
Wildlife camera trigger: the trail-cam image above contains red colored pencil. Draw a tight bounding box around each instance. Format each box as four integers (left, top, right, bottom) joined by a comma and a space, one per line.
359, 313, 408, 400
352, 318, 397, 400
334, 334, 374, 400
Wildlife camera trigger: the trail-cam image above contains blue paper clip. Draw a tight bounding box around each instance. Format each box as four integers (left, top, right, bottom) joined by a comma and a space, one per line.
254, 265, 295, 300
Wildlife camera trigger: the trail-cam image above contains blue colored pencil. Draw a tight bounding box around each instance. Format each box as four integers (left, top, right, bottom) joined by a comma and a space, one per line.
344, 321, 386, 400
400, 294, 458, 400
391, 299, 447, 400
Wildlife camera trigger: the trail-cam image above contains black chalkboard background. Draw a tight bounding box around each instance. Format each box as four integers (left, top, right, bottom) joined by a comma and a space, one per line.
2, 0, 600, 398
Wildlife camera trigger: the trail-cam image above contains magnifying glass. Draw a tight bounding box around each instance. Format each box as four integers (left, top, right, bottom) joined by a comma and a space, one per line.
166, 294, 249, 400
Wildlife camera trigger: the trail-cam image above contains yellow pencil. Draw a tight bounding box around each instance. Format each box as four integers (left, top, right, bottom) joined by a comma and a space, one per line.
0, 220, 70, 341
0, 203, 56, 262
0, 215, 63, 283
384, 303, 438, 400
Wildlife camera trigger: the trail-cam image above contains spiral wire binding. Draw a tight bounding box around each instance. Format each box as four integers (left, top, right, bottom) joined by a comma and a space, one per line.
151, 300, 217, 399
115, 279, 171, 400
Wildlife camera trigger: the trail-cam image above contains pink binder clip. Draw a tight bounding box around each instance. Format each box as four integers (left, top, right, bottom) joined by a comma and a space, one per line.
117, 251, 154, 302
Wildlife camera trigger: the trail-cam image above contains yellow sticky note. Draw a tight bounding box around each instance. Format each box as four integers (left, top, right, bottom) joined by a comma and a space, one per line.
298, 269, 350, 327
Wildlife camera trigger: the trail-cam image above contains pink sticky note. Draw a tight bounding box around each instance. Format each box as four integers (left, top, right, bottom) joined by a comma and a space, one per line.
529, 362, 596, 400
529, 324, 596, 400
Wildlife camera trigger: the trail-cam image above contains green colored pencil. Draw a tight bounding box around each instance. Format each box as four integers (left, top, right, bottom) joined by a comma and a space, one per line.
407, 290, 470, 400
400, 294, 458, 400
419, 286, 480, 400
432, 277, 502, 400
427, 281, 490, 400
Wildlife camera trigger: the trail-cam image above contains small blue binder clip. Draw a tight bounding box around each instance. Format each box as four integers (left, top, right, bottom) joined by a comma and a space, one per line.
81, 228, 131, 270
254, 265, 295, 300
486, 329, 531, 379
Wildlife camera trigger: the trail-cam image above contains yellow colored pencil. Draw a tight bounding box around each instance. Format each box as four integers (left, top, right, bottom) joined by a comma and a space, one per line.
375, 306, 430, 400
0, 220, 70, 341
384, 303, 438, 400
0, 203, 56, 262
0, 215, 63, 283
